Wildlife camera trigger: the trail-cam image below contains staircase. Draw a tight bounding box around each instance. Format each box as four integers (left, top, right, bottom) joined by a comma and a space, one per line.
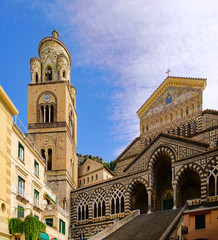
103, 208, 182, 240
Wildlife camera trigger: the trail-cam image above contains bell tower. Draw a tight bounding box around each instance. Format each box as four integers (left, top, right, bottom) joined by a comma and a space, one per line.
28, 30, 78, 212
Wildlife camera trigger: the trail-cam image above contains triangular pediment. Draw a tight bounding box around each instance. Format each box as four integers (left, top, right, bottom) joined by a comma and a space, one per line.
137, 76, 207, 119
124, 133, 209, 175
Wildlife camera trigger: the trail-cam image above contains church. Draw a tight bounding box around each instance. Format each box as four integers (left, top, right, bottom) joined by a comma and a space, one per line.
1, 30, 217, 240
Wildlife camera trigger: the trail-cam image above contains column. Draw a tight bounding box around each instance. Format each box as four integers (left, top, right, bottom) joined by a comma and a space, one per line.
173, 184, 177, 210
147, 189, 152, 214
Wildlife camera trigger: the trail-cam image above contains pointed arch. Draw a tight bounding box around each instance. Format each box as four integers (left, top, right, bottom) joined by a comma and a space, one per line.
109, 183, 126, 215
175, 163, 203, 184
91, 188, 107, 218
76, 193, 89, 221
148, 146, 176, 171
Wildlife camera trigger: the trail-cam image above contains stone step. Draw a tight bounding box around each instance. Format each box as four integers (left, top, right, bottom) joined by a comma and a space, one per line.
104, 208, 181, 240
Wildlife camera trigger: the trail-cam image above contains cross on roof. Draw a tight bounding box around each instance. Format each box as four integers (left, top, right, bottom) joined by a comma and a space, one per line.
166, 69, 171, 77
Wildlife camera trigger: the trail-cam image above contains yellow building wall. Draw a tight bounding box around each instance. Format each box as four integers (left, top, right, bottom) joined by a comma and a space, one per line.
0, 85, 18, 239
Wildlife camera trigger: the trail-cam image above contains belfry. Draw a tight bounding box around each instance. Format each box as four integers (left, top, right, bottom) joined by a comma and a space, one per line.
28, 30, 78, 213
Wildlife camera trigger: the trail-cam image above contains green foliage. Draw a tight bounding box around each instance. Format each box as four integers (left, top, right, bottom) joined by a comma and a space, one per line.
23, 214, 46, 240
77, 153, 116, 173
9, 215, 46, 240
8, 218, 24, 235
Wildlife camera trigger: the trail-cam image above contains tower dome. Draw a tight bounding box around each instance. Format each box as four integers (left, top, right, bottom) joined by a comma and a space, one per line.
30, 30, 71, 83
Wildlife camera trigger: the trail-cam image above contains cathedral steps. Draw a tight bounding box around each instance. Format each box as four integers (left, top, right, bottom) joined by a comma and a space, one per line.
103, 208, 182, 240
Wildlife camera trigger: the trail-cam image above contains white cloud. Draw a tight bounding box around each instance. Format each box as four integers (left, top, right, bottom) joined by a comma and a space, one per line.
41, 0, 218, 156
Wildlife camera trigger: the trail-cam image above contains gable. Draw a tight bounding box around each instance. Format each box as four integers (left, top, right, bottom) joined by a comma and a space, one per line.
79, 159, 103, 177
141, 86, 201, 120
137, 76, 206, 119
124, 133, 209, 175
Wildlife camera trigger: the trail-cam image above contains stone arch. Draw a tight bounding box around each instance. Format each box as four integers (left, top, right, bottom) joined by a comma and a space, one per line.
148, 145, 176, 171
175, 163, 203, 184
176, 163, 203, 207
127, 177, 148, 214
127, 177, 148, 192
149, 146, 176, 211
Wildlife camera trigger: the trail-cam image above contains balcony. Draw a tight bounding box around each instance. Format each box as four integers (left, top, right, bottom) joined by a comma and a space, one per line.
17, 187, 29, 204
44, 204, 69, 218
33, 199, 43, 211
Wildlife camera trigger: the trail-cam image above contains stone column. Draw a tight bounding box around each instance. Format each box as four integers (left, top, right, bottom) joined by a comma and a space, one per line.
147, 189, 152, 214
173, 184, 177, 210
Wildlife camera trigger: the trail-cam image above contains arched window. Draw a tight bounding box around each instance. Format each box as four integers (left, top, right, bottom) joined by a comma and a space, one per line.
93, 192, 106, 218
46, 66, 52, 81
186, 107, 189, 116
41, 149, 46, 162
110, 188, 125, 214
63, 70, 66, 78
208, 164, 218, 196
175, 111, 178, 120
170, 113, 173, 121
47, 148, 52, 170
35, 73, 38, 83
50, 105, 54, 122
180, 109, 183, 117
77, 198, 89, 221
187, 123, 191, 136
41, 105, 44, 123
45, 105, 49, 123
177, 127, 180, 136
193, 122, 196, 134
172, 129, 175, 135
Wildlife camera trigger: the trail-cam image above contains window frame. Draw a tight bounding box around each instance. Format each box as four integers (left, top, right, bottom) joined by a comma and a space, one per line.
34, 160, 39, 177
17, 205, 24, 218
45, 218, 54, 227
59, 219, 65, 235
18, 176, 25, 196
18, 142, 24, 161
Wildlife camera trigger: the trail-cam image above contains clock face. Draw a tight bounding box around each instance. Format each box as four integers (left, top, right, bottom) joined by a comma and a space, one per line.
44, 94, 50, 102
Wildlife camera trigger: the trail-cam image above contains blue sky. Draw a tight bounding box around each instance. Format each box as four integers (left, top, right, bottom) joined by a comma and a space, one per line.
1, 0, 218, 163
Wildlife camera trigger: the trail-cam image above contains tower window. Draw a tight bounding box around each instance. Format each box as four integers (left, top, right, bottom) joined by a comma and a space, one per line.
47, 148, 52, 170
63, 70, 66, 78
45, 105, 49, 123
41, 106, 44, 123
41, 149, 46, 161
35, 73, 38, 83
46, 66, 52, 81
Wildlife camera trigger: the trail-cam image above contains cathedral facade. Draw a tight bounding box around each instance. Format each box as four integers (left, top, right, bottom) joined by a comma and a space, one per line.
70, 76, 218, 239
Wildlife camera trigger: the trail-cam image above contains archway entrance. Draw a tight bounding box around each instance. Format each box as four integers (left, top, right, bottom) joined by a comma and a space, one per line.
178, 169, 201, 207
152, 152, 172, 211
131, 182, 148, 214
